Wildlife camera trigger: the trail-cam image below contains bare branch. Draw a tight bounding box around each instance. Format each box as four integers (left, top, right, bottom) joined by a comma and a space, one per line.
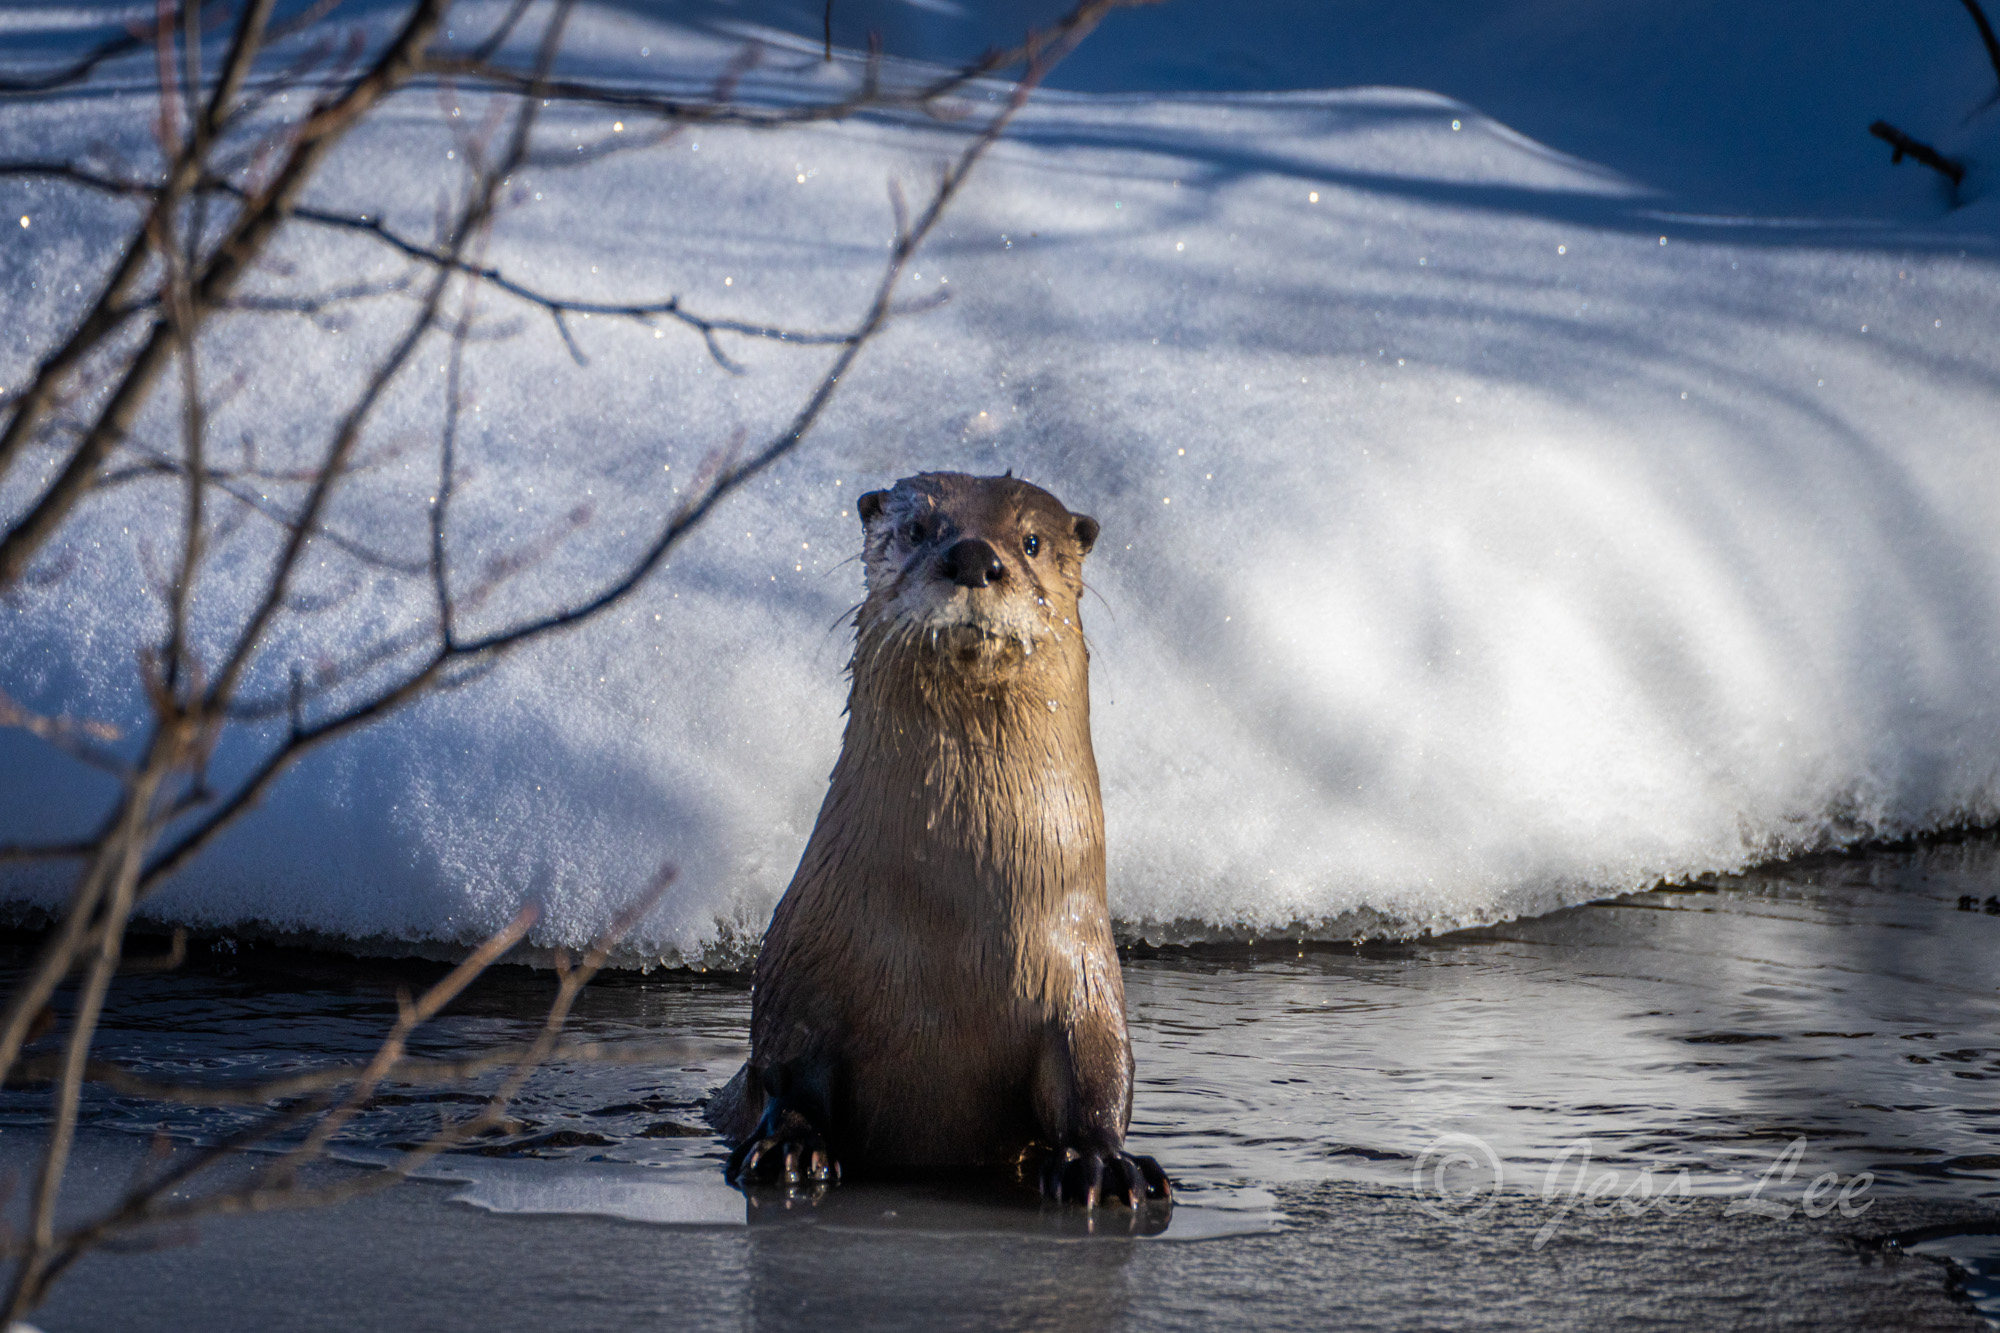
0, 691, 128, 776
455, 2, 1118, 661
132, 0, 1140, 901
0, 14, 163, 97
0, 162, 157, 197
1870, 119, 1966, 188
0, 0, 278, 491
202, 0, 568, 713
432, 306, 476, 646
1964, 0, 2000, 91
100, 443, 430, 577
470, 0, 541, 63
267, 195, 855, 362
0, 841, 97, 864
218, 273, 417, 322
0, 6, 445, 1194
0, 1, 1141, 1315
160, 141, 207, 697
24, 876, 670, 1288
5, 747, 179, 1322
549, 306, 587, 364
0, 0, 427, 590
13, 903, 542, 1303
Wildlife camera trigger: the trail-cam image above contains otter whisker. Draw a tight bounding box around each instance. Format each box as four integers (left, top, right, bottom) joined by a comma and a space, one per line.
825, 600, 865, 638
1081, 578, 1117, 621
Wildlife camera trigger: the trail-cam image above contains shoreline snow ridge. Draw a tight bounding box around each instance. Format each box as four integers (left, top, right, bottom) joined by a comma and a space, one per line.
4, 3, 1998, 967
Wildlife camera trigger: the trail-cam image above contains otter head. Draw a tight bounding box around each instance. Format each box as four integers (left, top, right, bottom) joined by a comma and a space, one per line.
855, 471, 1099, 688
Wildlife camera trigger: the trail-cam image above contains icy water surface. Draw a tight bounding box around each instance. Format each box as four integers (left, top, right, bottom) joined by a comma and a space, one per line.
7, 835, 2000, 1329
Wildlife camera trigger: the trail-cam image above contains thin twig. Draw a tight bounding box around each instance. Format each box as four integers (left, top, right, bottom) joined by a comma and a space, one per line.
432, 307, 475, 646
5, 751, 177, 1322
133, 0, 1141, 900
16, 904, 542, 1302
0, 3, 194, 96
0, 0, 420, 590
1870, 119, 1967, 187
0, 841, 97, 863
261, 194, 855, 362
0, 0, 276, 496
1964, 0, 2000, 91
218, 273, 417, 321
27, 875, 671, 1287
0, 162, 158, 196
202, 0, 568, 714
160, 96, 207, 698
0, 692, 127, 775
0, 0, 419, 1143
471, 0, 541, 63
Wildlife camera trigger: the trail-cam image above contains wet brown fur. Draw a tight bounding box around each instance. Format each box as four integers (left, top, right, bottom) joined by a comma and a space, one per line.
709, 472, 1134, 1172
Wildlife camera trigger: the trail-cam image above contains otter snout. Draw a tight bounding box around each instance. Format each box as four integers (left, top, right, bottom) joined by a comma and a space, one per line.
939, 538, 1005, 588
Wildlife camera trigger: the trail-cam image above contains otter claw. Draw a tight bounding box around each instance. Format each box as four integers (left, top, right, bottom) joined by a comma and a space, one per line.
1081, 1155, 1105, 1209
727, 1098, 839, 1190
1137, 1154, 1173, 1204
1112, 1155, 1143, 1207
1041, 1148, 1172, 1209
727, 1133, 839, 1188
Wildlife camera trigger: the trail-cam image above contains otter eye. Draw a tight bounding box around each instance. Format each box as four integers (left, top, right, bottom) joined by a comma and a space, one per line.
903, 520, 928, 545
1023, 534, 1041, 557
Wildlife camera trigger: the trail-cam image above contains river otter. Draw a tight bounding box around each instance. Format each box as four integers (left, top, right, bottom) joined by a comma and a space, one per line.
708, 471, 1170, 1208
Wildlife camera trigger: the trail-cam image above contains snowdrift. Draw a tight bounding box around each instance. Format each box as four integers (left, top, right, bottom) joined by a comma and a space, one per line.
3, 1, 1999, 965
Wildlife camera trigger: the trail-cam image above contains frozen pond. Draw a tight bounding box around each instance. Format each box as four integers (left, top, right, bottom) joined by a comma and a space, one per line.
6, 834, 2000, 1329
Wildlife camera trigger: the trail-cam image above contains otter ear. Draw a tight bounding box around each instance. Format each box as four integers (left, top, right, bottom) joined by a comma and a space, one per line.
857, 490, 888, 526
1071, 514, 1099, 555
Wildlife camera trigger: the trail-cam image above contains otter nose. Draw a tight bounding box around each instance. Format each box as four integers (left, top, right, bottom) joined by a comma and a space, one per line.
939, 538, 1005, 588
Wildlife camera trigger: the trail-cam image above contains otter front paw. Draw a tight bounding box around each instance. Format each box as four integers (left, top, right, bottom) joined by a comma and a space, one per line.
1039, 1146, 1173, 1208
726, 1109, 840, 1188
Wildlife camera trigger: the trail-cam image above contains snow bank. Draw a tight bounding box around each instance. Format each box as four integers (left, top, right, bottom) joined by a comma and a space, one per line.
3, 2, 1999, 964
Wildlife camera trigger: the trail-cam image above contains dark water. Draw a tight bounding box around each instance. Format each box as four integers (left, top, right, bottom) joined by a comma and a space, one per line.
8, 835, 2000, 1330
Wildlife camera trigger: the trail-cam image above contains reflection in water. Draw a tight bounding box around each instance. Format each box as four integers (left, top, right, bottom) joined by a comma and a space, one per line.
741, 1183, 1146, 1333
1125, 838, 2000, 1206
